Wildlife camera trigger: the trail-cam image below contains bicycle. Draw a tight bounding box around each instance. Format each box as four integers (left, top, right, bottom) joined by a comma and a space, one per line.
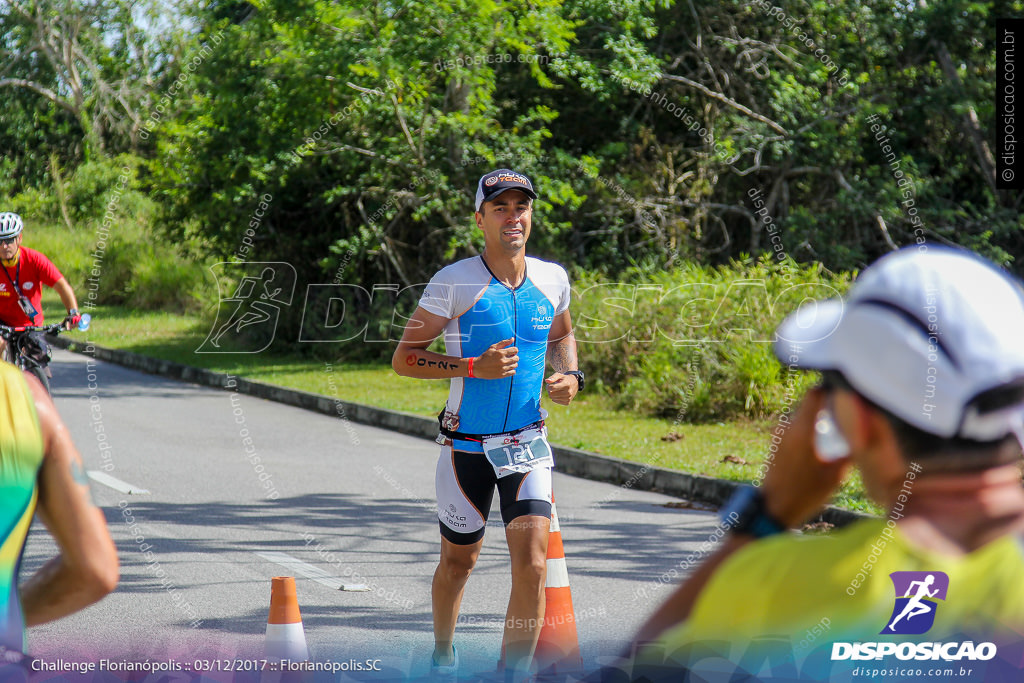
0, 314, 90, 395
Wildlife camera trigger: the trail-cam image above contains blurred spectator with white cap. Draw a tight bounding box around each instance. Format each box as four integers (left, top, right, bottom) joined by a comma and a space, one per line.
623, 246, 1024, 681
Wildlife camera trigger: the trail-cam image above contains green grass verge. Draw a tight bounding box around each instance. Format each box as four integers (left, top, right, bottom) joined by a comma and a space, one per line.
49, 293, 878, 515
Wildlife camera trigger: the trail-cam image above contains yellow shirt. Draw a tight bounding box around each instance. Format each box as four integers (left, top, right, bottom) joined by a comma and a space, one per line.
0, 363, 44, 651
637, 519, 1024, 681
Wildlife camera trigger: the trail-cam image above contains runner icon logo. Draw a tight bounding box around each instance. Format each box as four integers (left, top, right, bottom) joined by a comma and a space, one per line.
882, 571, 949, 635
832, 571, 996, 662
196, 262, 296, 354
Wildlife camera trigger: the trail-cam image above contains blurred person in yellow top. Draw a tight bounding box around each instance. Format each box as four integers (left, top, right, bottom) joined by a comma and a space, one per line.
0, 361, 118, 670
617, 246, 1024, 682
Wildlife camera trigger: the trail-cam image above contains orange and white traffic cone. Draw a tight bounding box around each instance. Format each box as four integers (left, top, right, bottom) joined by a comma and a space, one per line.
264, 576, 309, 662
534, 499, 582, 673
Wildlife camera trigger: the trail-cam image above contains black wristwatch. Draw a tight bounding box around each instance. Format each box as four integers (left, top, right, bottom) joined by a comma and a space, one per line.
719, 485, 786, 539
565, 370, 585, 392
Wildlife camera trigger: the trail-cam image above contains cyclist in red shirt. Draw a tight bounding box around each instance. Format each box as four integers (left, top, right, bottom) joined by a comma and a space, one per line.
0, 213, 82, 359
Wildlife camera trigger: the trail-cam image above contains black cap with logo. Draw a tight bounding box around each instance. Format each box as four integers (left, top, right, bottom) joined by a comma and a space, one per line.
475, 169, 537, 212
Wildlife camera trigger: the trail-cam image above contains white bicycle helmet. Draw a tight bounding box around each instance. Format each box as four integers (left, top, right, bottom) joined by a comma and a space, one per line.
0, 212, 23, 239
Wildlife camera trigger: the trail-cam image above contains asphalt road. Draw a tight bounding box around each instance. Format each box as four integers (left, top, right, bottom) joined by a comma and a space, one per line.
20, 347, 724, 680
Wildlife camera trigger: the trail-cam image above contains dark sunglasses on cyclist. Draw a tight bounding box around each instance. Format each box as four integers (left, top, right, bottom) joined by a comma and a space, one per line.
0, 237, 17, 246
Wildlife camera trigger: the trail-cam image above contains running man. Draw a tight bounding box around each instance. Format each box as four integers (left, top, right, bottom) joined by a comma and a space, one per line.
886, 574, 938, 632
1, 361, 118, 664
0, 212, 82, 359
393, 169, 583, 678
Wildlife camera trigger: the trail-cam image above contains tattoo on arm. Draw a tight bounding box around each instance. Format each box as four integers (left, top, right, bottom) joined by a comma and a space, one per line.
70, 459, 97, 505
408, 354, 459, 371
70, 460, 89, 486
547, 335, 577, 374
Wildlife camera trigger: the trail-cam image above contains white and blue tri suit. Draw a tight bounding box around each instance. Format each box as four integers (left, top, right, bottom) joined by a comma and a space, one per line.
418, 255, 571, 543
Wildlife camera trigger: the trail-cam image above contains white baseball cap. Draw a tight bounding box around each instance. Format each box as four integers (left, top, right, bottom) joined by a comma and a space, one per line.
774, 246, 1024, 442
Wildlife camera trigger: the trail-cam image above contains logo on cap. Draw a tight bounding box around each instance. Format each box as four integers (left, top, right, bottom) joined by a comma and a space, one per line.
882, 571, 949, 635
476, 168, 536, 211
495, 172, 529, 186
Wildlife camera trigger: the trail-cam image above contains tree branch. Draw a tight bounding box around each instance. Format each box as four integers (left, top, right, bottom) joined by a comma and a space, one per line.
389, 92, 424, 166
834, 170, 898, 251
0, 77, 78, 115
933, 39, 998, 196
660, 72, 789, 135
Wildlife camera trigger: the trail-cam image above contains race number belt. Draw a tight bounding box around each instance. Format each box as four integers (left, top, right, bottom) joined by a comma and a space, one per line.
436, 413, 552, 478
482, 425, 553, 478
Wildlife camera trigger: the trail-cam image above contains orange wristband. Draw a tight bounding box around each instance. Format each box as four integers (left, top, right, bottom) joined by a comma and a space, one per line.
467, 357, 475, 378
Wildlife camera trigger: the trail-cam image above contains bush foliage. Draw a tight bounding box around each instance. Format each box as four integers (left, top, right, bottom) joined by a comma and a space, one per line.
25, 157, 207, 314
574, 257, 851, 420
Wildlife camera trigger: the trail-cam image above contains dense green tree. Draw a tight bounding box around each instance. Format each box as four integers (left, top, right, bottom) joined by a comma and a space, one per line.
2, 0, 1020, 281
547, 0, 1023, 272
148, 0, 667, 286
1, 0, 1021, 411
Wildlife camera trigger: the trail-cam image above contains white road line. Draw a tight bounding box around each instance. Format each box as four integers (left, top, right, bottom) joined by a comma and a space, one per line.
87, 471, 151, 495
255, 551, 371, 592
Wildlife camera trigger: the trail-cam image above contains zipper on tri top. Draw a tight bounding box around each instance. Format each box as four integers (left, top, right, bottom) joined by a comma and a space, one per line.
502, 287, 516, 432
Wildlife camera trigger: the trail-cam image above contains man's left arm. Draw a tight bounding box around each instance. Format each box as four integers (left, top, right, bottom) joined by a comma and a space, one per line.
545, 310, 579, 406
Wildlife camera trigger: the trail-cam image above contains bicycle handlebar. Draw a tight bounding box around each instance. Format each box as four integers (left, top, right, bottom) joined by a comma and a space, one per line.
0, 322, 69, 336
0, 312, 90, 336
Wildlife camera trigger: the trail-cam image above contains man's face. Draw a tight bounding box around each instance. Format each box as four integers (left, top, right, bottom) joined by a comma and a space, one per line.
828, 386, 907, 505
0, 234, 21, 262
475, 190, 532, 254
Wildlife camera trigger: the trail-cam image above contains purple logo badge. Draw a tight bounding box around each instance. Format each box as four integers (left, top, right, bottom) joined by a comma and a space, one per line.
882, 571, 949, 635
